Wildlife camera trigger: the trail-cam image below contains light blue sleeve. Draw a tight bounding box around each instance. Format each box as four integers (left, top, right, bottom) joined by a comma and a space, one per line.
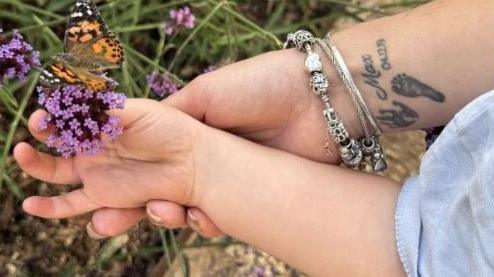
395, 90, 494, 277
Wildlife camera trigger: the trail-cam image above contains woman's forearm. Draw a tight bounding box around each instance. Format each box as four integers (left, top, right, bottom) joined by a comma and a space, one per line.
180, 1, 493, 274
193, 127, 404, 276
318, 0, 494, 138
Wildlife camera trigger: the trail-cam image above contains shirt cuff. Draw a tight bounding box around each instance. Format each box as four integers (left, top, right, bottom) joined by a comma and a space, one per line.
395, 176, 421, 277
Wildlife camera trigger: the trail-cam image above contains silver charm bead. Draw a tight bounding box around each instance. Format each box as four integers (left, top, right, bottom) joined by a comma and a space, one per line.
359, 136, 387, 172
292, 30, 315, 50
373, 152, 381, 160
373, 156, 387, 172
339, 138, 363, 167
323, 108, 349, 143
310, 72, 329, 96
305, 52, 323, 73
323, 107, 339, 122
361, 137, 376, 156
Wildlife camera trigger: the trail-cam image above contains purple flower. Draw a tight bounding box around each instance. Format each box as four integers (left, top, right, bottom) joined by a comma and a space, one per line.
424, 126, 444, 150
39, 115, 51, 130
202, 65, 216, 74
0, 29, 40, 83
252, 266, 265, 277
164, 6, 195, 35
37, 84, 126, 158
96, 90, 126, 109
147, 71, 180, 97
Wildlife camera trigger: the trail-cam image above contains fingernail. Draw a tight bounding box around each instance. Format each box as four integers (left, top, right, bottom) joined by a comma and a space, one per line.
146, 206, 163, 226
86, 222, 108, 240
187, 209, 201, 232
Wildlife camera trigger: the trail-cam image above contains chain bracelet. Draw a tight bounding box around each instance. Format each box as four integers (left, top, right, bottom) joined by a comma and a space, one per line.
320, 34, 382, 136
315, 34, 387, 172
314, 38, 371, 138
284, 30, 364, 168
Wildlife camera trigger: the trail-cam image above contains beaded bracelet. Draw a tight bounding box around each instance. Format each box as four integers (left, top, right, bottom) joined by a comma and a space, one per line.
285, 30, 387, 171
284, 30, 364, 168
315, 34, 387, 171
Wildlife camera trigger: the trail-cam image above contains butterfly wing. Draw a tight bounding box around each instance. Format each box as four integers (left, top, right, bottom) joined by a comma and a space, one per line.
47, 0, 122, 92
65, 0, 124, 70
65, 0, 107, 52
39, 69, 63, 87
73, 68, 113, 92
50, 62, 112, 92
80, 31, 124, 70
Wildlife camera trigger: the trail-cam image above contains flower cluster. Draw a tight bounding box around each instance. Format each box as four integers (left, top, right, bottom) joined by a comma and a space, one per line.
0, 29, 40, 83
252, 266, 265, 277
424, 126, 444, 150
147, 71, 180, 97
38, 84, 126, 158
202, 65, 216, 74
164, 6, 195, 35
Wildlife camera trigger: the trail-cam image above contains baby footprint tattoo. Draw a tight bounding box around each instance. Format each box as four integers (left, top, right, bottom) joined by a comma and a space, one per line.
391, 73, 445, 102
376, 101, 418, 128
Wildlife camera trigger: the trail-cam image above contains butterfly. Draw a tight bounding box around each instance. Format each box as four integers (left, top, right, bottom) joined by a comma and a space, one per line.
41, 0, 124, 92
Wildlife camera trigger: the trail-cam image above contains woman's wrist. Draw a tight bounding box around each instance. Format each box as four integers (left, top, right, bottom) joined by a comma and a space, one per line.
276, 46, 364, 163
278, 38, 368, 163
328, 0, 494, 133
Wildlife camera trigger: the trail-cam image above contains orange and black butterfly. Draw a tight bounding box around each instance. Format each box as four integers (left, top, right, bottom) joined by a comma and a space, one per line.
41, 0, 124, 92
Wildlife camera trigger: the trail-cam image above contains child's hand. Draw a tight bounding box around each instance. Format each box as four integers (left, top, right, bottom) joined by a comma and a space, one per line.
15, 99, 208, 225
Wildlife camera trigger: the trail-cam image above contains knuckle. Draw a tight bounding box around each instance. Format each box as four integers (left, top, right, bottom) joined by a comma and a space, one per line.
188, 73, 213, 93
186, 74, 215, 109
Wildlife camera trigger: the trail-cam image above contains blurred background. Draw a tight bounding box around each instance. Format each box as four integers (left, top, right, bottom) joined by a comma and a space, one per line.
0, 0, 428, 276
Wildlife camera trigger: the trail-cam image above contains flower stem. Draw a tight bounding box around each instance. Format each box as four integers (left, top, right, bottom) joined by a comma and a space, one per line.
0, 72, 38, 193
167, 1, 224, 71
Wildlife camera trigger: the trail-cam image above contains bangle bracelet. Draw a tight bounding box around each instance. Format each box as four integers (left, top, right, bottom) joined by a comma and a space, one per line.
284, 30, 364, 168
319, 33, 382, 136
315, 34, 387, 172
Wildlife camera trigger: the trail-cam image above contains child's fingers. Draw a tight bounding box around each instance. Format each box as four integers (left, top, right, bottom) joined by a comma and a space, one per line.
23, 189, 100, 219
28, 109, 52, 143
13, 142, 81, 185
88, 207, 146, 239
187, 207, 224, 238
145, 200, 224, 238
146, 200, 187, 228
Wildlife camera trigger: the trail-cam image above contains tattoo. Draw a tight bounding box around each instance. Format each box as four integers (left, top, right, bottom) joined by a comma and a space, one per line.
376, 39, 391, 70
376, 101, 418, 128
391, 73, 445, 102
361, 54, 388, 100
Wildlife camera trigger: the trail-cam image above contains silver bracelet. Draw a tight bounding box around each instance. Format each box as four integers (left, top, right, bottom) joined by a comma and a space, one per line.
321, 33, 382, 136
285, 30, 387, 171
315, 34, 387, 172
284, 30, 364, 168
